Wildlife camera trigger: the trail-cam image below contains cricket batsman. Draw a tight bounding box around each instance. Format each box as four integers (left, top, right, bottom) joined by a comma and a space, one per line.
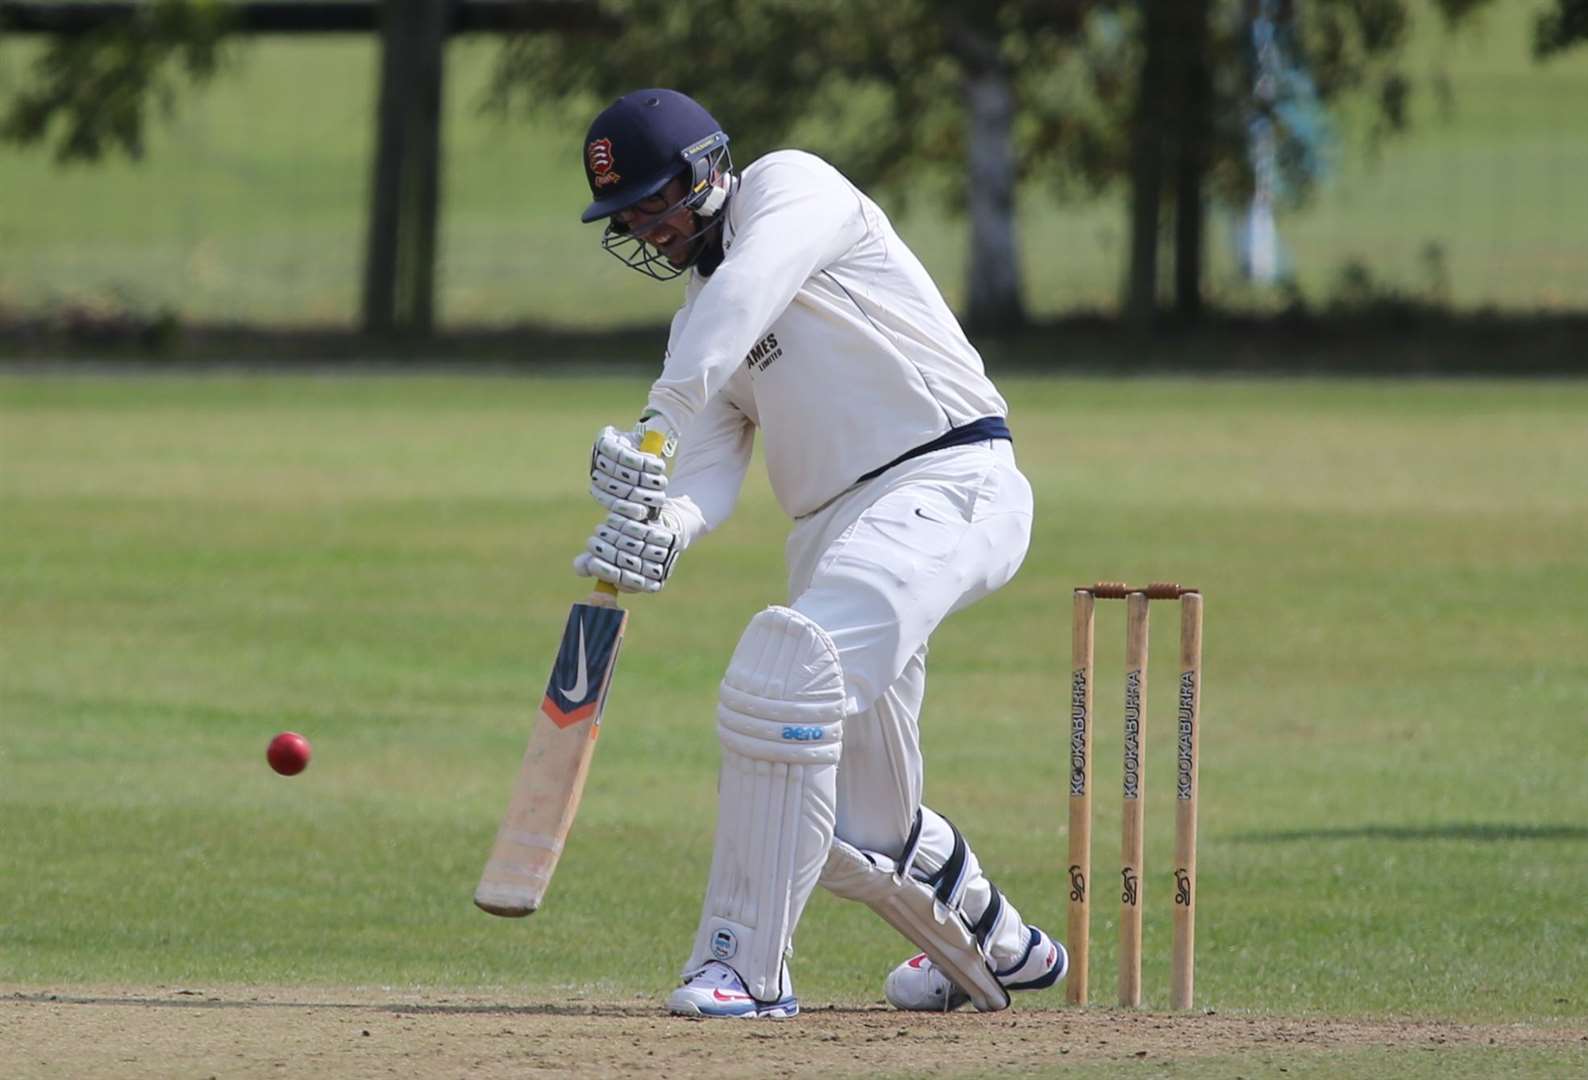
573, 89, 1066, 1018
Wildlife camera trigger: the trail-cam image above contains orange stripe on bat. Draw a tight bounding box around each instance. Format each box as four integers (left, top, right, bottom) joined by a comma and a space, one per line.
543, 696, 599, 729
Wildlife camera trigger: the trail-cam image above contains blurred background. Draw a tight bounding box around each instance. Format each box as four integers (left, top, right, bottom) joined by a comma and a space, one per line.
0, 0, 1585, 366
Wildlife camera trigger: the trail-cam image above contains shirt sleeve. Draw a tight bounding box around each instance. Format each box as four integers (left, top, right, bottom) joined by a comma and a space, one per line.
664, 389, 756, 548
644, 156, 867, 433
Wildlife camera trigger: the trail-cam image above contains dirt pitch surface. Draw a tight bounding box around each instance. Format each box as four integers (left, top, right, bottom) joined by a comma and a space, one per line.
4, 986, 1583, 1079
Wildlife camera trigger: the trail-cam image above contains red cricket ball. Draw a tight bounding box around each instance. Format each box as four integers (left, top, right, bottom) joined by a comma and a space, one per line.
266, 731, 312, 776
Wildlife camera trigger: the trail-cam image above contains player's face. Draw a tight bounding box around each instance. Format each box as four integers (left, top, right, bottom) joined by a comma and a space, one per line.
614, 176, 698, 267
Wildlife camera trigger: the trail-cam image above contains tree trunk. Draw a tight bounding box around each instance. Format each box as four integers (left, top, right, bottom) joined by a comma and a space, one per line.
960, 27, 1025, 334
362, 0, 446, 337
403, 0, 445, 335
1126, 0, 1173, 327
362, 0, 407, 335
1172, 0, 1212, 321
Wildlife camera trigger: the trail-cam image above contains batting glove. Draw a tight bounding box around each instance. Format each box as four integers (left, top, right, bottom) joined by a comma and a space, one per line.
573, 509, 683, 594
590, 424, 669, 522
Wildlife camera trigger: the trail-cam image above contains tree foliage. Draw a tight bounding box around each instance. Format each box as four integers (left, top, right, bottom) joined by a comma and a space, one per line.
491, 0, 1525, 220
1535, 0, 1588, 57
1, 0, 230, 162
488, 0, 1113, 211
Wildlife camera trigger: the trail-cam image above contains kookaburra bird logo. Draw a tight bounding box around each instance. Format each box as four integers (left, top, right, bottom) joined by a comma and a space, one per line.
587, 139, 619, 187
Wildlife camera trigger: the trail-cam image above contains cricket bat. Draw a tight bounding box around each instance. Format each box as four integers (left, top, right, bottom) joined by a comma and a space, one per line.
474, 430, 666, 917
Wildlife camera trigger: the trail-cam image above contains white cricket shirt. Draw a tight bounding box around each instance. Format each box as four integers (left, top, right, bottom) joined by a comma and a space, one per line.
647, 150, 1009, 536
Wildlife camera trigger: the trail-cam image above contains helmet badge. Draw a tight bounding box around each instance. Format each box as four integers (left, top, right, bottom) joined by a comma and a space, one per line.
587, 138, 620, 187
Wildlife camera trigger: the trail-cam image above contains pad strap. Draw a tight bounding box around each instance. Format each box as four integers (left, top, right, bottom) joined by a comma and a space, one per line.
971, 883, 1004, 946
922, 815, 970, 913
820, 837, 1010, 1012
895, 808, 926, 884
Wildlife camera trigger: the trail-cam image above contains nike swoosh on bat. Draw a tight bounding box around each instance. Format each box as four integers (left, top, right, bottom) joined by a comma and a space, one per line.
559, 619, 589, 700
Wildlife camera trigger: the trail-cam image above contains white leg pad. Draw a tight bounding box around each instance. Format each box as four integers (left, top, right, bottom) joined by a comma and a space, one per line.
820, 835, 1011, 1012
685, 606, 845, 1002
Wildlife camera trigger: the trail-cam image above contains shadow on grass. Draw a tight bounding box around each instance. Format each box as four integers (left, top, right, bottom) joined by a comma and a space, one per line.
1231, 823, 1588, 843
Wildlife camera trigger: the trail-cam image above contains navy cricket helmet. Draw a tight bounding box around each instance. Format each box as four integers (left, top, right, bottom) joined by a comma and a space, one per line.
580, 89, 733, 279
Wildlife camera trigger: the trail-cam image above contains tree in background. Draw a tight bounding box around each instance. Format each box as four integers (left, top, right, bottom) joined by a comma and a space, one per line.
2, 0, 1580, 335
501, 0, 1557, 330
490, 0, 1110, 334
1535, 0, 1588, 55
0, 0, 229, 162
1117, 0, 1552, 326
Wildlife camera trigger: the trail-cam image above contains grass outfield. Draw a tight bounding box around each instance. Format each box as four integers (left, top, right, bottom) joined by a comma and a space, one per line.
1, 2, 1586, 327
3, 371, 1586, 1066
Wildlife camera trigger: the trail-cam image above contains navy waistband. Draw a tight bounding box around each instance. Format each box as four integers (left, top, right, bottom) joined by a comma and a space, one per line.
856, 416, 1012, 485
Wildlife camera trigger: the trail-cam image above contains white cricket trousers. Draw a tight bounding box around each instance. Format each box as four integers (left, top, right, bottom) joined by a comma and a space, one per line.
786, 439, 1035, 963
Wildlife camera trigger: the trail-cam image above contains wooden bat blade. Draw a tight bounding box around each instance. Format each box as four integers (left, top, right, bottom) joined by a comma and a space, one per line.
475, 600, 628, 917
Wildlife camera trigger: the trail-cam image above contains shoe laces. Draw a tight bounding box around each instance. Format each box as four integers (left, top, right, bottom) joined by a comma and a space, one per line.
684, 961, 749, 993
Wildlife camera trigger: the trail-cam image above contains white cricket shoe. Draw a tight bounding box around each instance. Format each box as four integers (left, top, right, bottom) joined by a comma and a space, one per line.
884, 926, 1067, 1012
666, 960, 800, 1019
